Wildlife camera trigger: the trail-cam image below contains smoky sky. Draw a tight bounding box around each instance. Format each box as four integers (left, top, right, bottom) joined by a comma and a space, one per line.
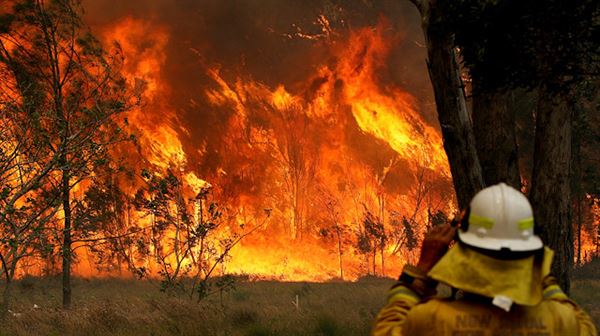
82, 0, 436, 185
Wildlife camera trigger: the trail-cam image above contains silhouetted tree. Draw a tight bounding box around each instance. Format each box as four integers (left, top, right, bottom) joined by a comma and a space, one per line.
408, 0, 599, 291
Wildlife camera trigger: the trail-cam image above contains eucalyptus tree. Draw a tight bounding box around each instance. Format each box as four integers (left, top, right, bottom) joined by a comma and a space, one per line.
0, 0, 138, 308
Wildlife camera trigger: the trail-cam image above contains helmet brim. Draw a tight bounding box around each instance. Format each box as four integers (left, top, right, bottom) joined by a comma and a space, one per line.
458, 230, 543, 252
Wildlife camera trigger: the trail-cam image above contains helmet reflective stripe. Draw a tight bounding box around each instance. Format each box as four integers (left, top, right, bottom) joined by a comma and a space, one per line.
458, 183, 543, 252
518, 217, 534, 230
468, 213, 494, 229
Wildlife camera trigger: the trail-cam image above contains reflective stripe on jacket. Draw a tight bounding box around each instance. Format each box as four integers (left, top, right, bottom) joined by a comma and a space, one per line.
371, 283, 597, 336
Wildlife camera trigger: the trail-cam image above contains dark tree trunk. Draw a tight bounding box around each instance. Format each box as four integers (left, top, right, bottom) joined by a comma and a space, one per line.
1, 279, 12, 320
335, 227, 344, 280
576, 195, 582, 266
419, 0, 485, 209
0, 258, 14, 320
530, 86, 573, 293
379, 195, 385, 276
61, 165, 72, 309
572, 106, 583, 266
473, 90, 521, 189
372, 244, 377, 276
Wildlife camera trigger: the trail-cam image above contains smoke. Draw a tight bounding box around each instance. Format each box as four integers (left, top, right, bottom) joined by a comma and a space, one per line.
52, 0, 460, 279
85, 0, 446, 205
78, 0, 452, 280
83, 0, 433, 138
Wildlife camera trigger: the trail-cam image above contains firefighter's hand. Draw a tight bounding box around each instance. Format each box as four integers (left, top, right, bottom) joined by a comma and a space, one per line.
416, 224, 457, 273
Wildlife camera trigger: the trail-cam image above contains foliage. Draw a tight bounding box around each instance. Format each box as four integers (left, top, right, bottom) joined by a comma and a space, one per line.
441, 0, 600, 94
0, 0, 139, 309
71, 173, 141, 274
429, 210, 449, 229
355, 209, 386, 275
362, 211, 386, 250
133, 168, 262, 301
389, 214, 418, 255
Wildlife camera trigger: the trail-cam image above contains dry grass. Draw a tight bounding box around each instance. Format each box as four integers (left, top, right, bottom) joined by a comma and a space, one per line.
0, 268, 598, 336
0, 276, 392, 336
572, 258, 600, 331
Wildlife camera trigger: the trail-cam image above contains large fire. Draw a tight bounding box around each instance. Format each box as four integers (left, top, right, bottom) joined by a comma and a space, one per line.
63, 13, 453, 281
4, 1, 597, 282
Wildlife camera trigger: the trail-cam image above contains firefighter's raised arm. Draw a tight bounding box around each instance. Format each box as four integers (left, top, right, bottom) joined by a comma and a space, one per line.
371, 224, 456, 336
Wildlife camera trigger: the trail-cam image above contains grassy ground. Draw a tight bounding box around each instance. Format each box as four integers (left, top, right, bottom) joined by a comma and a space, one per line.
0, 265, 599, 336
0, 276, 391, 336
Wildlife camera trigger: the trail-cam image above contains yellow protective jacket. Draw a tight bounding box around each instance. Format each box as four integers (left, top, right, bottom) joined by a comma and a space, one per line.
371, 281, 597, 336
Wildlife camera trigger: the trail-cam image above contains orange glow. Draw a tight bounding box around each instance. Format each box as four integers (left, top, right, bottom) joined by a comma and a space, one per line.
83, 19, 451, 281
3, 4, 599, 284
578, 195, 600, 263
7, 15, 454, 281
100, 17, 188, 169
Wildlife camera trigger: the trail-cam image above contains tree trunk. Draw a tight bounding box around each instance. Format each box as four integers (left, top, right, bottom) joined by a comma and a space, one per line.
0, 256, 15, 320
61, 165, 72, 309
576, 195, 582, 266
380, 244, 385, 277
335, 228, 344, 280
529, 86, 573, 293
372, 244, 377, 276
473, 89, 521, 188
572, 107, 583, 266
420, 0, 484, 209
1, 279, 12, 320
379, 195, 385, 276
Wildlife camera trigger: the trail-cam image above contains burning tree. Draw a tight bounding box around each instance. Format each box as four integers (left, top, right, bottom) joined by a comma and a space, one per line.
0, 0, 139, 308
71, 172, 139, 275
133, 168, 265, 300
356, 209, 386, 276
318, 192, 350, 280
273, 102, 319, 241
0, 99, 62, 315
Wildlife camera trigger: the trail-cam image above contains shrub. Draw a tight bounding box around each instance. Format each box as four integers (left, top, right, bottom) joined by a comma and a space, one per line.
245, 325, 273, 336
231, 308, 259, 327
314, 314, 341, 336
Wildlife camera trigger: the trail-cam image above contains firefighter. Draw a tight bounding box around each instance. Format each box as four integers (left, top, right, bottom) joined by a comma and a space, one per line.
372, 183, 597, 336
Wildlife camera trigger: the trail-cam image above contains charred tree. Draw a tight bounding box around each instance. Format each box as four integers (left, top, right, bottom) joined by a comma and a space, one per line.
323, 198, 346, 280
572, 108, 583, 266
410, 0, 484, 209
472, 90, 521, 188
272, 104, 317, 240
529, 87, 574, 293
410, 0, 599, 293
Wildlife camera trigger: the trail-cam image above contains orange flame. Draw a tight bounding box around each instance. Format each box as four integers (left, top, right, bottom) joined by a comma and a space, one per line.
10, 16, 455, 281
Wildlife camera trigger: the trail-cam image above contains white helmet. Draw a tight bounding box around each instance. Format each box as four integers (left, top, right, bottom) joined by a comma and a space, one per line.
458, 183, 543, 252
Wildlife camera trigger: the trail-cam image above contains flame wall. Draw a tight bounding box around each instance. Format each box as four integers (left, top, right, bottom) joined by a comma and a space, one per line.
72, 0, 455, 280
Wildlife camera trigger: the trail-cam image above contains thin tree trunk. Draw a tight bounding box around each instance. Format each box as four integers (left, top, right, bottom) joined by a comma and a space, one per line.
530, 86, 573, 293
472, 89, 521, 188
572, 109, 583, 266
1, 279, 12, 319
380, 244, 385, 277
577, 196, 582, 265
379, 195, 385, 276
419, 0, 484, 208
0, 255, 15, 320
335, 228, 344, 280
372, 244, 377, 276
61, 165, 72, 309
